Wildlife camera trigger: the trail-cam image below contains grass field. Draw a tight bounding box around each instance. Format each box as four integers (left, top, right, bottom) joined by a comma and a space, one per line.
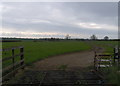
2, 41, 91, 66
2, 40, 118, 67
88, 41, 118, 53
2, 40, 119, 85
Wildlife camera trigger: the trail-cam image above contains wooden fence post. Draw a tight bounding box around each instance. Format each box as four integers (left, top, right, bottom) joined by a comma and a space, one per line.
118, 47, 120, 70
2, 46, 25, 82
20, 47, 24, 69
12, 48, 15, 77
94, 51, 97, 71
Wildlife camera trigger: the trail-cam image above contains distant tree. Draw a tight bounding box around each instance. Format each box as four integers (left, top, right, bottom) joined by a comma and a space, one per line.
90, 34, 97, 40
65, 34, 71, 39
51, 37, 55, 40
104, 36, 109, 40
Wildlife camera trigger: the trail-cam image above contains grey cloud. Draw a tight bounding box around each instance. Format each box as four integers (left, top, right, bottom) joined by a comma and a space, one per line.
2, 2, 118, 39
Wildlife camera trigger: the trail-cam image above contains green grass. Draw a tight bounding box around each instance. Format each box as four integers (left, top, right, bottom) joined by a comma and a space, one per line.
88, 41, 118, 53
88, 41, 119, 85
2, 40, 119, 85
2, 41, 91, 66
106, 66, 120, 85
2, 40, 118, 67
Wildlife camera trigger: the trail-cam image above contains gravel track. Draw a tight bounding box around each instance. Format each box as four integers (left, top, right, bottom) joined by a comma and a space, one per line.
33, 50, 95, 70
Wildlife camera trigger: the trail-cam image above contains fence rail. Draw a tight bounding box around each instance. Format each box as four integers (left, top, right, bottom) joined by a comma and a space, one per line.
94, 46, 120, 71
94, 52, 112, 71
1, 46, 24, 82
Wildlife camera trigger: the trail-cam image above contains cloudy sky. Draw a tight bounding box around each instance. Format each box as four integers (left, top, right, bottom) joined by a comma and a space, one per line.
1, 2, 118, 39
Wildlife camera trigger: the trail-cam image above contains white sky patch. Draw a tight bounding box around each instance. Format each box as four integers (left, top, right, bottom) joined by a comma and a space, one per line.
1, 28, 88, 39
75, 22, 117, 31
1, 27, 17, 33
76, 22, 101, 29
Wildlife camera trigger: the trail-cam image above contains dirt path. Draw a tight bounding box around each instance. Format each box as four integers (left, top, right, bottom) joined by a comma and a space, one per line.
33, 50, 95, 70
8, 47, 105, 85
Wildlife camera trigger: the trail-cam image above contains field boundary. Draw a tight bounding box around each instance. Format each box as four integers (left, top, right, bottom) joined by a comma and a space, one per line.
1, 46, 25, 83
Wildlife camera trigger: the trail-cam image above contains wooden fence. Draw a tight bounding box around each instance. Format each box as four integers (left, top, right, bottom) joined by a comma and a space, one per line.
0, 46, 25, 82
94, 47, 120, 71
94, 52, 112, 71
114, 46, 120, 64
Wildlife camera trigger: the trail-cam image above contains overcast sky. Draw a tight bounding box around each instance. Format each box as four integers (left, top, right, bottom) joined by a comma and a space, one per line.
1, 2, 118, 39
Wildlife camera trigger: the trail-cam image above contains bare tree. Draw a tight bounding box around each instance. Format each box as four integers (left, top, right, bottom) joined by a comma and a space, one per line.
65, 34, 71, 39
104, 36, 109, 40
90, 34, 97, 40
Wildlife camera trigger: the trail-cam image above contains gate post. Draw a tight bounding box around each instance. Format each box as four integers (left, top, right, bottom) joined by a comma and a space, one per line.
114, 46, 119, 64
118, 47, 120, 70
12, 48, 15, 77
20, 47, 24, 69
94, 51, 97, 71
